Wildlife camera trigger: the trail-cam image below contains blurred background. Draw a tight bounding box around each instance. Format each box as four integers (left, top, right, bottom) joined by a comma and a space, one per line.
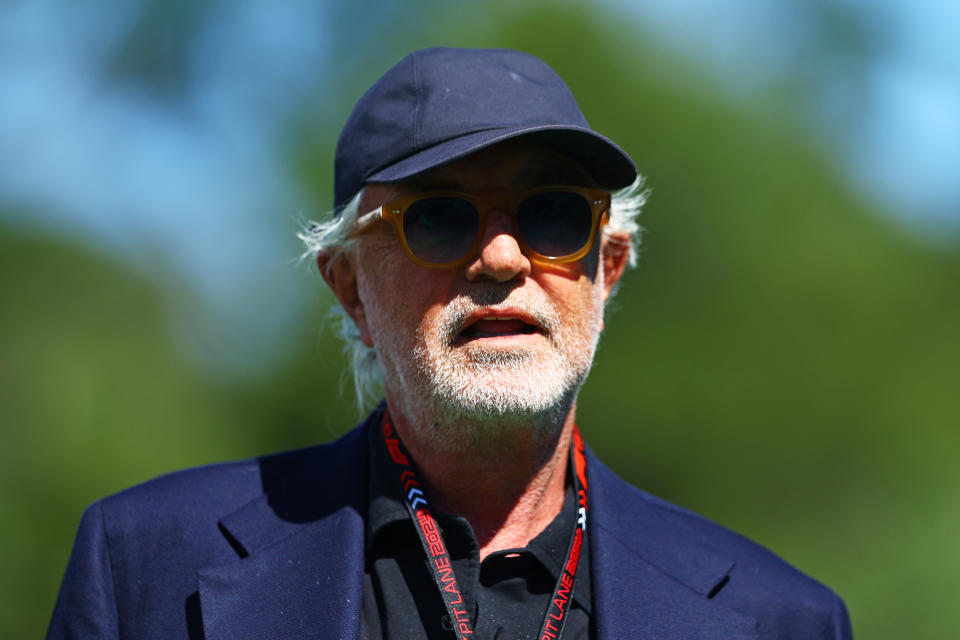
1, 0, 958, 637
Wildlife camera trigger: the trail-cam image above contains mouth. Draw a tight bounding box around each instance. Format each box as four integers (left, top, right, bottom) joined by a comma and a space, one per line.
456, 310, 543, 342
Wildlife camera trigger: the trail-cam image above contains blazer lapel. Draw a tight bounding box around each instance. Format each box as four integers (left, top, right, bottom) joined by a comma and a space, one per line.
198, 423, 372, 640
198, 508, 364, 640
588, 453, 759, 640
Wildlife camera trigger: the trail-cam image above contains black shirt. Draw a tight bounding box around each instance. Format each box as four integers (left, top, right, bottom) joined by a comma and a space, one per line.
361, 421, 593, 640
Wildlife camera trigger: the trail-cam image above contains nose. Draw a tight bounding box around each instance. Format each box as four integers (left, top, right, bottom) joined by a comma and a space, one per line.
464, 209, 531, 283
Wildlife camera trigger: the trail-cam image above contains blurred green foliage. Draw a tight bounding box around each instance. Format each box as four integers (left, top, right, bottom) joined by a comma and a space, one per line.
3, 3, 958, 638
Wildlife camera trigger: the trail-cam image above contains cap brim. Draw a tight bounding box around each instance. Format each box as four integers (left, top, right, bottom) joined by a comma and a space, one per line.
365, 125, 636, 192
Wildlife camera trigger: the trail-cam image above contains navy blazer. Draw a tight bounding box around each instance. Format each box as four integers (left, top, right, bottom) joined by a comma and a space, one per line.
48, 413, 852, 639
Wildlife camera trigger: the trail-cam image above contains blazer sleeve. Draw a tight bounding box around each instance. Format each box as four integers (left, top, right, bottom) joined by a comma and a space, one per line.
47, 502, 120, 640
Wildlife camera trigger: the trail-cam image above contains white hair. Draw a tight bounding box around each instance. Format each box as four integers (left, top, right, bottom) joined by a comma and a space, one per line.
298, 176, 649, 411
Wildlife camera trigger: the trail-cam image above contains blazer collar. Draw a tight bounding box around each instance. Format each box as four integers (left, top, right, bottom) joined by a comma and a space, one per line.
198, 417, 374, 640
588, 450, 759, 639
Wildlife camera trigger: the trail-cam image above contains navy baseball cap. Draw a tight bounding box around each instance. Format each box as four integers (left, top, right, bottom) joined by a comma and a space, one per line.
333, 47, 636, 208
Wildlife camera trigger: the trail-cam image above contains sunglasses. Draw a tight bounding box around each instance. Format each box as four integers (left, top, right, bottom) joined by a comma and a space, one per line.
353, 186, 611, 269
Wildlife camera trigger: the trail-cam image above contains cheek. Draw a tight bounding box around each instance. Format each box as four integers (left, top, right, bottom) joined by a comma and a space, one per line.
356, 239, 453, 344
539, 271, 605, 331
357, 243, 411, 334
568, 284, 605, 334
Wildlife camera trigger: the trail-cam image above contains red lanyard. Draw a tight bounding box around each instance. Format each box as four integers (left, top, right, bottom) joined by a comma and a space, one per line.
380, 413, 589, 639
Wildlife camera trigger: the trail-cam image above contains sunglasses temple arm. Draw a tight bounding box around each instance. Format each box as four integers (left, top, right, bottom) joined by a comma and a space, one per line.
353, 207, 383, 232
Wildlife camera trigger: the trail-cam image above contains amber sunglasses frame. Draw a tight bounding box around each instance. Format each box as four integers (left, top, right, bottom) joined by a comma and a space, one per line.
352, 186, 611, 269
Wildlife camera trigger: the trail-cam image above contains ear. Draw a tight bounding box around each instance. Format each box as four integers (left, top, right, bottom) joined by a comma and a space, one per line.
317, 251, 374, 347
600, 231, 631, 303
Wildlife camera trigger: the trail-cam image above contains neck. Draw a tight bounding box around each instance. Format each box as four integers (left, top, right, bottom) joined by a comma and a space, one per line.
384, 397, 576, 560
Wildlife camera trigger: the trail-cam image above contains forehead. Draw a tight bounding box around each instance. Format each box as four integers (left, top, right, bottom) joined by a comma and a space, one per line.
380, 138, 598, 197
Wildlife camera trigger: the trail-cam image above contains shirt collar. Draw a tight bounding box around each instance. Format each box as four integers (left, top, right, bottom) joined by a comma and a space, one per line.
365, 414, 411, 553
365, 414, 592, 612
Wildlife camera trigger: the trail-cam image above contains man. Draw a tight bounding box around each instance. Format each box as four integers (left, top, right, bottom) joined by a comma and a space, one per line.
48, 47, 852, 639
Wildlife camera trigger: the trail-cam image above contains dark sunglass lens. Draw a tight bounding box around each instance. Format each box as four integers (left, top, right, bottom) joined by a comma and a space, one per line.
517, 192, 593, 258
403, 197, 479, 264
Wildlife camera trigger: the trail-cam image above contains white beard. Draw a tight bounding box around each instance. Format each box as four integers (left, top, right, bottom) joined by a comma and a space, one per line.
371, 284, 605, 452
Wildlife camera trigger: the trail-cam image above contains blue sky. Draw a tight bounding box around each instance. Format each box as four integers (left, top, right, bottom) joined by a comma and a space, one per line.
615, 0, 960, 233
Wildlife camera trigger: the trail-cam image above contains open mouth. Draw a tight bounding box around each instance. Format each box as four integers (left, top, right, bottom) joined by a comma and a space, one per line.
457, 313, 543, 341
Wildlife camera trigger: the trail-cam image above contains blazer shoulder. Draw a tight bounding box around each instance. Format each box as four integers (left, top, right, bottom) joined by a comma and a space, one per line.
589, 455, 851, 638
93, 424, 367, 537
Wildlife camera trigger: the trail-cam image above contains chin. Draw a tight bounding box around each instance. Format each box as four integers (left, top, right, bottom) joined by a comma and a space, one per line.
426, 356, 584, 423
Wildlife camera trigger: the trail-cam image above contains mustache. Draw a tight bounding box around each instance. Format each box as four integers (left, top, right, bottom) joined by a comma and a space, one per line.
438, 285, 562, 344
